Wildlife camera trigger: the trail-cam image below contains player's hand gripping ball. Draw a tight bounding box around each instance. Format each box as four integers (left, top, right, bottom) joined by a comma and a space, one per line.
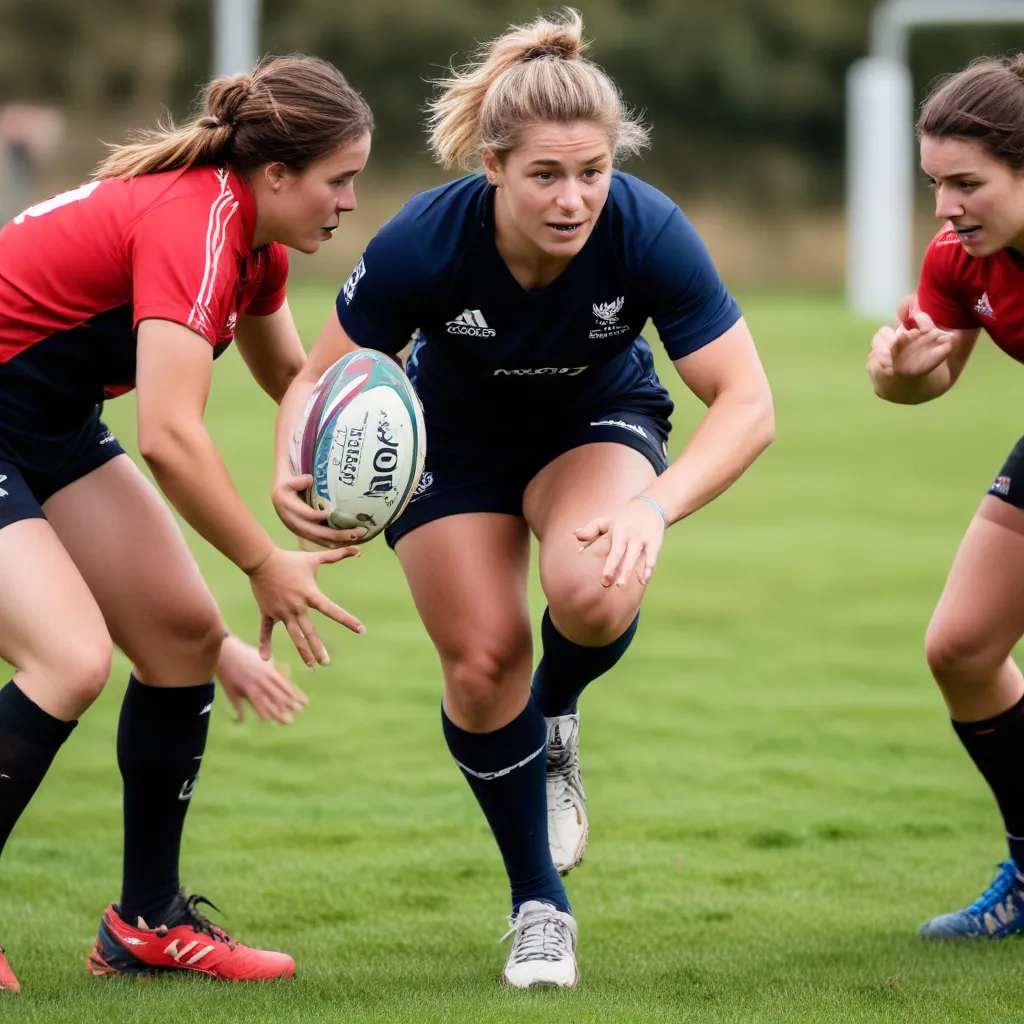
290, 349, 426, 543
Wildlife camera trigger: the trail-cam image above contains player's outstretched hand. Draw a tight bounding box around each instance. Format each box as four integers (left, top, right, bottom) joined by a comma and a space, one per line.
271, 472, 367, 548
248, 547, 366, 668
216, 633, 309, 724
575, 496, 668, 589
869, 294, 956, 380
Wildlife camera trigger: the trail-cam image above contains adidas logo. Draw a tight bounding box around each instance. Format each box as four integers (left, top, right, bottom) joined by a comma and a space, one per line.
974, 292, 995, 318
0, 474, 6, 499
446, 309, 496, 337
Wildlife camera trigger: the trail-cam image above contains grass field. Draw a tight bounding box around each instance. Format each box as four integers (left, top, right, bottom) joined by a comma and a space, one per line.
4, 283, 1024, 1022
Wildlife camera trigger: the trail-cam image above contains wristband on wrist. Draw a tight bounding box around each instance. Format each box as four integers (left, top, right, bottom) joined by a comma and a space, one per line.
632, 494, 669, 529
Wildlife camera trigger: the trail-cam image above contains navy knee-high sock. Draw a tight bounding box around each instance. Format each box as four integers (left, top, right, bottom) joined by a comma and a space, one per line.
953, 693, 1024, 868
117, 675, 215, 925
0, 681, 77, 859
442, 699, 568, 913
531, 608, 640, 718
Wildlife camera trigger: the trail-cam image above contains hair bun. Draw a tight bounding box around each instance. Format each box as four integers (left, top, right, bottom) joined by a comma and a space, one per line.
523, 42, 572, 61
206, 72, 252, 126
1009, 53, 1024, 81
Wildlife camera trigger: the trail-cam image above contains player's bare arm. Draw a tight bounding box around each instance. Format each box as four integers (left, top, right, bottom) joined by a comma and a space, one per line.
271, 307, 364, 546
868, 294, 980, 404
233, 300, 307, 403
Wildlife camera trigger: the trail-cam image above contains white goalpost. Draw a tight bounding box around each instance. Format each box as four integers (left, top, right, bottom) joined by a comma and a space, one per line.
213, 0, 261, 78
846, 0, 1024, 319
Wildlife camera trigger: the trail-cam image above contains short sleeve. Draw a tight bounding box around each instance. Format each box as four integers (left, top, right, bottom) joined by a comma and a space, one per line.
916, 230, 978, 330
130, 188, 244, 345
640, 208, 742, 360
335, 219, 424, 355
244, 243, 289, 317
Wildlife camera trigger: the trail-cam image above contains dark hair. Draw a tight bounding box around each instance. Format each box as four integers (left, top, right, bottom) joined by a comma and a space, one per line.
96, 54, 373, 179
917, 54, 1024, 171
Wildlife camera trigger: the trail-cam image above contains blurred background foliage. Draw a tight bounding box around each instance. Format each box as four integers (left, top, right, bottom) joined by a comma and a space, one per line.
4, 0, 1024, 283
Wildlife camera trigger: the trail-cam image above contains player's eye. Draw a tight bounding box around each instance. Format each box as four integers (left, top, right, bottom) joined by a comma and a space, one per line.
534, 171, 555, 181
581, 168, 601, 180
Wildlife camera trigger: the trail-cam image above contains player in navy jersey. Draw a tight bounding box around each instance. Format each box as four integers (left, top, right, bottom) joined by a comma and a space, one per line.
274, 10, 774, 988
868, 55, 1024, 938
0, 56, 373, 993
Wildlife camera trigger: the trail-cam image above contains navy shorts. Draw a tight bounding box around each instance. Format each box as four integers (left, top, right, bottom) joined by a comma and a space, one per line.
385, 407, 671, 548
0, 408, 126, 531
988, 436, 1024, 510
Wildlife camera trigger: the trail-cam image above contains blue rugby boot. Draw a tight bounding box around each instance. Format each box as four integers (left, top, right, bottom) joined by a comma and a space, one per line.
920, 860, 1024, 938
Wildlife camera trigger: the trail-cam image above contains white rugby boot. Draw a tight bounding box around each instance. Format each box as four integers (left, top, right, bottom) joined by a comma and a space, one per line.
546, 713, 588, 875
500, 901, 579, 989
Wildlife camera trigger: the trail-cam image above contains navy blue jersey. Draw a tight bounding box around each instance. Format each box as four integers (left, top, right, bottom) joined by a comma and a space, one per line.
335, 171, 740, 423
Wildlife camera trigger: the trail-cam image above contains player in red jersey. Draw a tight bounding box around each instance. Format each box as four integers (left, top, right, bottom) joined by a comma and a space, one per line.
868, 54, 1024, 938
0, 55, 373, 993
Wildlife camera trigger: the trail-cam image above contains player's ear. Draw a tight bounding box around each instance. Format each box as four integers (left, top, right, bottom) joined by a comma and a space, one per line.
481, 148, 502, 186
262, 162, 289, 192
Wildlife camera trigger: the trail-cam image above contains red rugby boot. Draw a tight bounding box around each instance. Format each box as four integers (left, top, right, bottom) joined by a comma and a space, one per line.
87, 891, 294, 981
0, 946, 20, 994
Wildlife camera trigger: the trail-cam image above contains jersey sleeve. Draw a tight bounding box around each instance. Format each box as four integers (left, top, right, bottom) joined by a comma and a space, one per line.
130, 186, 244, 345
244, 243, 289, 317
639, 208, 742, 360
335, 219, 425, 355
916, 230, 978, 330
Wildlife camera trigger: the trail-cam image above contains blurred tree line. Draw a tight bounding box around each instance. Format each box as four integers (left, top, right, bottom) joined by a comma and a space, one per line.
4, 0, 1024, 208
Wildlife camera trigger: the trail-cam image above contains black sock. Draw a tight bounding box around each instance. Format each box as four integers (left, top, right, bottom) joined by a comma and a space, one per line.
953, 693, 1024, 868
442, 699, 568, 913
531, 607, 639, 718
0, 681, 77, 858
117, 675, 215, 925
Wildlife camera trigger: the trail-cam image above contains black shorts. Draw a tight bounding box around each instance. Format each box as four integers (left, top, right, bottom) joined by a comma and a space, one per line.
384, 407, 671, 548
0, 408, 126, 531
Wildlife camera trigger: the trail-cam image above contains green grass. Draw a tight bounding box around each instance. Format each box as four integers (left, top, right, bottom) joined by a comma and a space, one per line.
4, 283, 1024, 1021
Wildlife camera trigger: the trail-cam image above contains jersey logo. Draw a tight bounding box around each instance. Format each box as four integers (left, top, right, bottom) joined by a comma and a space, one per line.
446, 309, 496, 338
0, 474, 7, 499
991, 475, 1012, 497
592, 297, 624, 324
590, 296, 631, 340
343, 257, 366, 304
974, 292, 995, 318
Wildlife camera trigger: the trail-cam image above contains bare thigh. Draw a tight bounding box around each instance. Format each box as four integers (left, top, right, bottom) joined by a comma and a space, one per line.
44, 454, 223, 688
925, 496, 1024, 719
0, 518, 112, 719
524, 443, 656, 646
395, 513, 532, 732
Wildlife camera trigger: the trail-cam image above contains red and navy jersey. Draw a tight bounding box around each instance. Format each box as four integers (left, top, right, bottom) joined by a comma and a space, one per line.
917, 223, 1024, 364
0, 166, 288, 444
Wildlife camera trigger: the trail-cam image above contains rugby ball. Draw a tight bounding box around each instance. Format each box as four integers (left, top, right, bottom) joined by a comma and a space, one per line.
290, 349, 426, 543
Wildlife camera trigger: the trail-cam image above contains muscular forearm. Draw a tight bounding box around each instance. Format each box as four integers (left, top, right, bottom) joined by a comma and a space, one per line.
141, 425, 274, 572
644, 389, 775, 524
274, 374, 317, 480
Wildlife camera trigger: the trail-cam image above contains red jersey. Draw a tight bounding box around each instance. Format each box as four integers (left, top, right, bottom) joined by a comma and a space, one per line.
917, 223, 1024, 363
0, 166, 288, 438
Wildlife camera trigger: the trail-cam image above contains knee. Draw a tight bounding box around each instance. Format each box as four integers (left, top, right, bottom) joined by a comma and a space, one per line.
151, 597, 224, 678
444, 641, 531, 725
546, 580, 637, 647
924, 620, 1003, 687
35, 635, 114, 713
